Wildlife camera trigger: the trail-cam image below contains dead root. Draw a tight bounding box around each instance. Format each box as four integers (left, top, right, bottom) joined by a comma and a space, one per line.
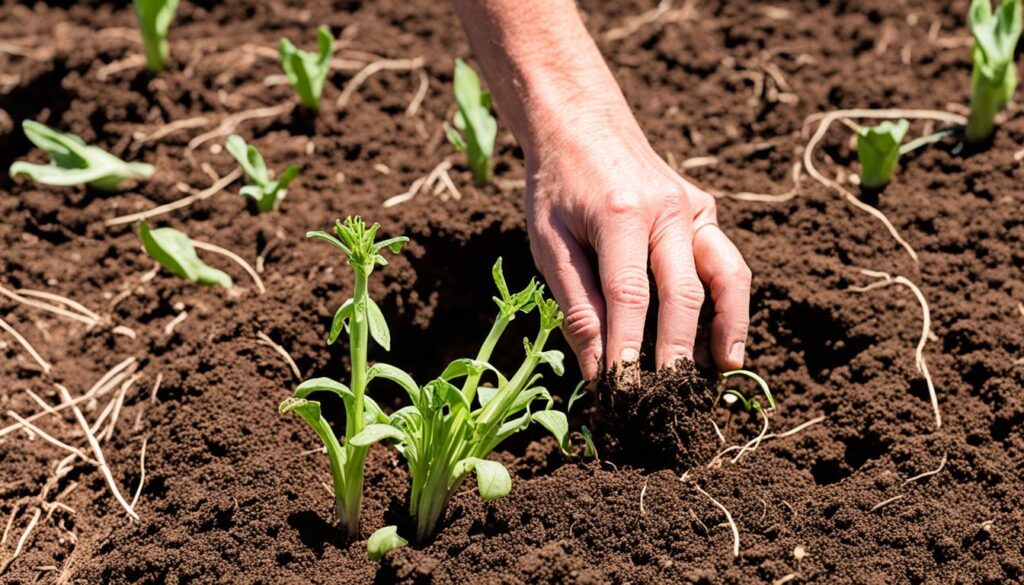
686, 478, 740, 558
255, 332, 302, 379
849, 269, 941, 429
336, 57, 425, 110
104, 168, 242, 226
383, 159, 461, 208
602, 0, 697, 41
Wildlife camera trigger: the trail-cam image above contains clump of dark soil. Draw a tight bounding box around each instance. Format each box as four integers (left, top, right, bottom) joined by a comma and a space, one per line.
594, 360, 719, 469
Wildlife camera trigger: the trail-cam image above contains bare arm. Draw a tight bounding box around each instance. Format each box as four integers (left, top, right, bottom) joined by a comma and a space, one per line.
453, 0, 751, 379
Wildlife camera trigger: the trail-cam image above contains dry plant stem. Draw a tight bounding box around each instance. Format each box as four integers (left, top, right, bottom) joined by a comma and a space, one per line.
255, 332, 301, 379
101, 375, 138, 443
0, 317, 51, 373
602, 0, 693, 41
190, 240, 266, 293
709, 415, 826, 466
149, 373, 163, 404
0, 393, 91, 439
134, 116, 212, 144
14, 289, 102, 322
803, 109, 967, 264
55, 385, 139, 520
723, 163, 802, 203
1, 505, 18, 546
335, 57, 425, 109
850, 269, 941, 428
0, 285, 97, 326
870, 493, 906, 512
95, 55, 146, 81
406, 69, 430, 117
0, 507, 41, 574
639, 478, 649, 516
383, 159, 454, 207
104, 168, 243, 226
6, 412, 98, 465
187, 103, 292, 150
130, 437, 148, 510
902, 452, 947, 486
730, 409, 771, 463
25, 389, 58, 416
164, 312, 187, 336
690, 482, 740, 557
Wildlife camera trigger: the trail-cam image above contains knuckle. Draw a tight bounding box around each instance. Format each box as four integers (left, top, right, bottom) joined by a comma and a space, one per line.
662, 278, 705, 314
602, 191, 645, 217
605, 269, 650, 307
562, 304, 602, 342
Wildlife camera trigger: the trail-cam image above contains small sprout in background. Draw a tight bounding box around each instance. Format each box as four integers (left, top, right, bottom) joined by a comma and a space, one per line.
225, 135, 299, 213
966, 0, 1021, 142
138, 221, 232, 288
856, 119, 909, 189
9, 121, 154, 191
444, 58, 497, 186
279, 25, 334, 110
280, 217, 408, 538
367, 526, 408, 561
132, 0, 180, 73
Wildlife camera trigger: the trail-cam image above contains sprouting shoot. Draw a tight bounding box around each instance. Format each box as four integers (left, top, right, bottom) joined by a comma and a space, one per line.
138, 221, 232, 288
279, 25, 334, 110
966, 0, 1021, 142
132, 0, 180, 73
225, 135, 299, 212
856, 119, 909, 189
279, 217, 408, 538
444, 58, 498, 186
9, 121, 154, 191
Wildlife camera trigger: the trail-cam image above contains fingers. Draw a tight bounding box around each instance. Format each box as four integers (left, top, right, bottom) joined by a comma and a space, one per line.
595, 197, 651, 368
649, 214, 704, 370
530, 218, 606, 380
693, 224, 751, 371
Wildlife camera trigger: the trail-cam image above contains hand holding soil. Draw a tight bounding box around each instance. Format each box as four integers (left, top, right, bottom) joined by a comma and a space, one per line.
455, 0, 752, 378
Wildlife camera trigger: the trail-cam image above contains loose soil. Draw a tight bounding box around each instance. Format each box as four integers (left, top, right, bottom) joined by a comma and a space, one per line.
1, 0, 1023, 583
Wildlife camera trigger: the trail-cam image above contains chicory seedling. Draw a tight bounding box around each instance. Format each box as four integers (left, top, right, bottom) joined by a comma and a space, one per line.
856, 119, 909, 189
138, 221, 232, 287
351, 258, 569, 543
132, 0, 179, 73
279, 25, 334, 110
966, 0, 1021, 142
225, 135, 299, 212
279, 217, 408, 538
444, 59, 497, 186
9, 121, 154, 191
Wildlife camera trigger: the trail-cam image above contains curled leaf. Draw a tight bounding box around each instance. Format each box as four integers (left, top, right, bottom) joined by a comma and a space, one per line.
367, 525, 408, 561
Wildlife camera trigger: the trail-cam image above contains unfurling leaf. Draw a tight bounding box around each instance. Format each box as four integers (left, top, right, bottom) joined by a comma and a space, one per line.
349, 423, 406, 447
279, 25, 334, 110
446, 59, 497, 185
451, 457, 511, 500
532, 410, 570, 453
856, 119, 909, 189
328, 299, 354, 344
138, 221, 231, 287
966, 0, 1022, 141
367, 525, 408, 561
225, 134, 299, 212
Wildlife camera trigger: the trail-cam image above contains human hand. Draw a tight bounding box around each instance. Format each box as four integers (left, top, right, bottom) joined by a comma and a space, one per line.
524, 108, 751, 380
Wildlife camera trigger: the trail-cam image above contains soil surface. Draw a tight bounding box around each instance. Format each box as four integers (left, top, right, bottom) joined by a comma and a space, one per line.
2, 0, 1023, 583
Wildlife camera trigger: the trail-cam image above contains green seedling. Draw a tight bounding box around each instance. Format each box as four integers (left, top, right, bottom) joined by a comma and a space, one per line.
138, 221, 231, 287
279, 217, 408, 538
966, 0, 1022, 142
444, 59, 498, 186
856, 119, 910, 189
225, 135, 299, 212
353, 258, 568, 544
367, 525, 408, 561
718, 369, 776, 413
279, 25, 334, 110
132, 0, 179, 73
9, 121, 154, 191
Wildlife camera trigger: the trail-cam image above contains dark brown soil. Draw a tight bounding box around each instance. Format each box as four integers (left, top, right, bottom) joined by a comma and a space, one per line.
1, 0, 1023, 584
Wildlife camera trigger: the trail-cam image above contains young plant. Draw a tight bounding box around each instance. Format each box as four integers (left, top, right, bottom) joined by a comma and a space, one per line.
351, 259, 569, 544
138, 221, 231, 287
279, 25, 334, 110
856, 119, 909, 189
132, 0, 180, 73
279, 217, 408, 538
225, 135, 299, 213
9, 121, 154, 191
718, 369, 776, 413
966, 0, 1022, 142
444, 59, 498, 186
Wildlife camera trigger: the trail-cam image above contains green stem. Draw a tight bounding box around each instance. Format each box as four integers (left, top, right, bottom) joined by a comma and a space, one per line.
142, 34, 167, 73
337, 269, 371, 538
474, 328, 551, 443
461, 315, 509, 404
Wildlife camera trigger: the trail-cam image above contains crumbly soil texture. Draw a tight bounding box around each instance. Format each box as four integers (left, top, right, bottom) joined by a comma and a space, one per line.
2, 0, 1023, 583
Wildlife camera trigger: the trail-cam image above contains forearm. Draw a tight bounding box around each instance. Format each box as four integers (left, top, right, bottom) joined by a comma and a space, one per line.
451, 0, 642, 162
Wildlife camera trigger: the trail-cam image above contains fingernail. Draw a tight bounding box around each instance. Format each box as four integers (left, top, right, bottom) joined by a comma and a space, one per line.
620, 348, 639, 364
728, 342, 745, 367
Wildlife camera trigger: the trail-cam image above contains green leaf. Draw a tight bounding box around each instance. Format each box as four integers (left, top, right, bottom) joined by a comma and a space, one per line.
477, 385, 499, 409
491, 258, 510, 301
580, 425, 598, 458
367, 363, 421, 405
367, 298, 391, 351
373, 236, 409, 255
967, 0, 1021, 141
535, 350, 565, 376
10, 121, 154, 191
444, 121, 467, 152
567, 380, 588, 414
349, 423, 406, 447
367, 525, 408, 561
307, 230, 353, 255
294, 377, 353, 401
532, 410, 569, 453
449, 59, 497, 185
138, 221, 231, 287
279, 25, 334, 110
328, 299, 354, 345
856, 119, 909, 189
721, 369, 776, 410
451, 457, 511, 500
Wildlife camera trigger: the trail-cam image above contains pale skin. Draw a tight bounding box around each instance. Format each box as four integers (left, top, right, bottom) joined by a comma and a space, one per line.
453, 0, 752, 380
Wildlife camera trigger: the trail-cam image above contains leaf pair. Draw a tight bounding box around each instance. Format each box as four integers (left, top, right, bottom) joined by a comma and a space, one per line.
327, 297, 392, 349
444, 59, 498, 186
138, 221, 232, 288
279, 25, 334, 110
9, 121, 154, 191
133, 0, 179, 73
225, 135, 299, 213
966, 0, 1022, 141
856, 119, 909, 189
